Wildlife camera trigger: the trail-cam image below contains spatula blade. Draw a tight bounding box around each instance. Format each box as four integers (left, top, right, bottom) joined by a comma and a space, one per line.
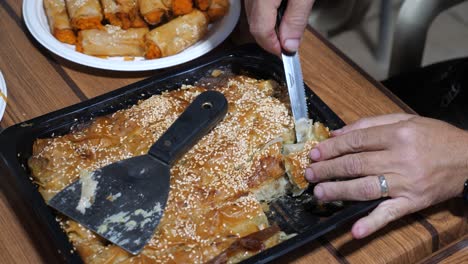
49, 155, 170, 254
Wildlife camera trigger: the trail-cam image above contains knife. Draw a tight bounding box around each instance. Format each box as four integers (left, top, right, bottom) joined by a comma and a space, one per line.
276, 0, 310, 143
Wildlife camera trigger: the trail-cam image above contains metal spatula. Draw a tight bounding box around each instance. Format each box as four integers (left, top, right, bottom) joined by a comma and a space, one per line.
49, 91, 228, 255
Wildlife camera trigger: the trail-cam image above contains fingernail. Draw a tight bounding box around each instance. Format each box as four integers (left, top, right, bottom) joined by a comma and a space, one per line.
314, 185, 324, 199
305, 168, 315, 182
310, 148, 320, 161
284, 39, 300, 52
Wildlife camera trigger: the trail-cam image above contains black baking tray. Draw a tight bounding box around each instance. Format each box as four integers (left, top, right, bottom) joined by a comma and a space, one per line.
0, 44, 381, 263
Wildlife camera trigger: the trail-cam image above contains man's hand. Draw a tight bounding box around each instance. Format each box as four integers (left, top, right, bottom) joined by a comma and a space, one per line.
245, 0, 315, 55
305, 114, 468, 239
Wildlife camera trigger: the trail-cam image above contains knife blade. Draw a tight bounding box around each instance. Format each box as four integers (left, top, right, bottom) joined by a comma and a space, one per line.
276, 0, 310, 143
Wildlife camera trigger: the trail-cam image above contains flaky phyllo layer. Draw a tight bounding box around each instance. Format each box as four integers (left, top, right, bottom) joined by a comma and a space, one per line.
28, 74, 329, 264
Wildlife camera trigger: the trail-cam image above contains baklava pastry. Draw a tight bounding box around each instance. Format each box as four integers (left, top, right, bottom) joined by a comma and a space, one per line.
76, 25, 149, 57
65, 0, 104, 30
43, 0, 77, 44
145, 9, 208, 59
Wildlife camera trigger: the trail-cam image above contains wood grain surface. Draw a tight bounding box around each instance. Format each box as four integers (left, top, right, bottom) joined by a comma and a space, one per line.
418, 234, 467, 264
0, 1, 466, 263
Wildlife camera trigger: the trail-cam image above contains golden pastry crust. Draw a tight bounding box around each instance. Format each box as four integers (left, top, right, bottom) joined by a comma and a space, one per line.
28, 75, 333, 263
284, 140, 319, 194
28, 75, 301, 263
284, 122, 330, 195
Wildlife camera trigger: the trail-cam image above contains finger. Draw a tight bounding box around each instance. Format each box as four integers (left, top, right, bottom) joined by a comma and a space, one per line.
313, 176, 390, 202
310, 125, 394, 161
351, 197, 412, 239
306, 151, 389, 182
332, 114, 415, 136
279, 0, 315, 52
245, 0, 282, 55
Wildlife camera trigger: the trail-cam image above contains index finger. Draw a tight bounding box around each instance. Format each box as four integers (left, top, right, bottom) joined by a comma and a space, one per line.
310, 124, 395, 161
245, 0, 282, 55
278, 0, 315, 52
332, 114, 415, 136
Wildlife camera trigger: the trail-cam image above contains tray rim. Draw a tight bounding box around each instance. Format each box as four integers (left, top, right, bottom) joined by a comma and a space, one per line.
0, 43, 382, 263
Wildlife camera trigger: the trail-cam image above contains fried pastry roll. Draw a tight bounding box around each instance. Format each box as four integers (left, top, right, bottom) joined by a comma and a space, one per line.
138, 0, 171, 25
100, 0, 121, 26
76, 25, 149, 57
206, 0, 229, 22
65, 0, 104, 30
194, 0, 210, 11
43, 0, 77, 44
100, 0, 147, 29
117, 0, 148, 28
145, 9, 208, 59
171, 0, 194, 16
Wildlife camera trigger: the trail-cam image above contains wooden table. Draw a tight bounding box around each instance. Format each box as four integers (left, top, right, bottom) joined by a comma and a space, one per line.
0, 1, 466, 263
418, 234, 467, 264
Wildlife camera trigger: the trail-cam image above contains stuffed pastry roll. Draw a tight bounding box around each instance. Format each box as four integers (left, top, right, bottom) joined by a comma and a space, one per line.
194, 0, 210, 11
171, 0, 194, 16
43, 0, 76, 44
100, 0, 121, 26
65, 0, 103, 30
138, 0, 171, 25
124, 1, 148, 28
145, 9, 208, 59
206, 0, 229, 22
100, 0, 146, 29
76, 25, 149, 57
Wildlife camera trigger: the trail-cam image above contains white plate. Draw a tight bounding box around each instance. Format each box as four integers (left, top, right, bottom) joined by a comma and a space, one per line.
0, 71, 7, 122
23, 0, 240, 71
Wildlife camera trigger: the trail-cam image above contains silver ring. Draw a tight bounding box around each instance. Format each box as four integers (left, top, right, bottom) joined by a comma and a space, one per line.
378, 175, 389, 198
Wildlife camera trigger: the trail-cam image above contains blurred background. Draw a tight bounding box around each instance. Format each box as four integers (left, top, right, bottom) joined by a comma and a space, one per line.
309, 0, 468, 80
309, 0, 468, 128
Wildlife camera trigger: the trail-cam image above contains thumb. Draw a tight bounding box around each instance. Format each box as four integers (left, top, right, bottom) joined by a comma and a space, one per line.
351, 197, 411, 239
279, 0, 315, 52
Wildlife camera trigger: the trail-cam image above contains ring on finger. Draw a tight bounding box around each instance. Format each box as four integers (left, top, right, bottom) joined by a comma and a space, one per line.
378, 175, 389, 198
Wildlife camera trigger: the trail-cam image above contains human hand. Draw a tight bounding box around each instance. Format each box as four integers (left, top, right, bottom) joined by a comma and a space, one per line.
305, 114, 468, 239
244, 0, 315, 55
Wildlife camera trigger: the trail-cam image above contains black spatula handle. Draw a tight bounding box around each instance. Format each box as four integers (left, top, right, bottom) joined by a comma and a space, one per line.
148, 91, 228, 165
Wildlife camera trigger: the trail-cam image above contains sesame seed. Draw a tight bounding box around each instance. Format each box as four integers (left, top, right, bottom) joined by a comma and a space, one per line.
27, 75, 313, 263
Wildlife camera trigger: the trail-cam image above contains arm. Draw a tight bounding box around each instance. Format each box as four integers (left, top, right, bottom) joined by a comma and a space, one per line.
305, 114, 468, 238
244, 0, 315, 55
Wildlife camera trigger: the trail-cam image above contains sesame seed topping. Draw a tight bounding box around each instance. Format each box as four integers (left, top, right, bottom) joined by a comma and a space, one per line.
27, 75, 316, 263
